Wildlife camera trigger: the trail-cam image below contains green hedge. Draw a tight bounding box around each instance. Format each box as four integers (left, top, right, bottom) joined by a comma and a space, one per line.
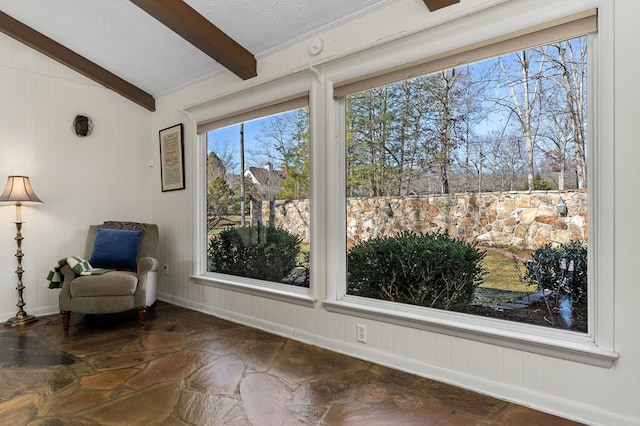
347, 231, 485, 310
524, 241, 587, 303
208, 223, 301, 283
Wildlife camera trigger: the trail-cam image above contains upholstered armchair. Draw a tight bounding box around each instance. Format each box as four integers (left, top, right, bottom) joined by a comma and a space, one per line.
58, 222, 159, 330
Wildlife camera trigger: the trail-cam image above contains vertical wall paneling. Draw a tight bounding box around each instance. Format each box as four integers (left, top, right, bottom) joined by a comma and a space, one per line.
418, 330, 436, 364
404, 328, 421, 360
542, 357, 567, 397
390, 324, 406, 357
522, 352, 544, 392
433, 334, 450, 368
501, 348, 524, 386
483, 345, 504, 383
449, 338, 467, 372
466, 340, 484, 377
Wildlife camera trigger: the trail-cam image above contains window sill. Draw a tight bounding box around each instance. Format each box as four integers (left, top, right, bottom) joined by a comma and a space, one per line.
191, 273, 316, 308
323, 296, 618, 368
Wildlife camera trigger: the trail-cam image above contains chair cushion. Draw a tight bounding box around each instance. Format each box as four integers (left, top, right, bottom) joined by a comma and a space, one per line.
90, 228, 143, 270
70, 271, 138, 297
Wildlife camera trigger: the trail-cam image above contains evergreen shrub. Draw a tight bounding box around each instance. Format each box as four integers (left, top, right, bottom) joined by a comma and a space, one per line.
208, 223, 301, 283
524, 241, 587, 303
347, 231, 486, 310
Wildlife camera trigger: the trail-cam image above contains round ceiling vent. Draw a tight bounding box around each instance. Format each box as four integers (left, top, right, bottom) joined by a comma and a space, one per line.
73, 114, 94, 137
308, 38, 324, 56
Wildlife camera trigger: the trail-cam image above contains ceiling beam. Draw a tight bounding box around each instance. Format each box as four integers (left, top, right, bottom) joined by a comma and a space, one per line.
130, 0, 257, 81
423, 0, 460, 12
0, 11, 155, 112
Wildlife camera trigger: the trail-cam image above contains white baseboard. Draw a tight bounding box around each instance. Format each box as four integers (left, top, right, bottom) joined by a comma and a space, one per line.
0, 305, 59, 322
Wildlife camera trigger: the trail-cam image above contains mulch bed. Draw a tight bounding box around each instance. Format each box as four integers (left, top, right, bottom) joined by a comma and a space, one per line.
466, 297, 587, 332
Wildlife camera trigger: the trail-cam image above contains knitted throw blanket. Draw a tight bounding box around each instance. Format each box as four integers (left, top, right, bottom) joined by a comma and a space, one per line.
47, 256, 113, 289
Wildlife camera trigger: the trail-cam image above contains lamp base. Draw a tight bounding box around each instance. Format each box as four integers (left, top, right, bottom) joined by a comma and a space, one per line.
5, 313, 38, 327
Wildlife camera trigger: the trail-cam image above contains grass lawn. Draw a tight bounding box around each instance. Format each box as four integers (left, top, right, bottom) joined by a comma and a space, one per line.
480, 249, 533, 293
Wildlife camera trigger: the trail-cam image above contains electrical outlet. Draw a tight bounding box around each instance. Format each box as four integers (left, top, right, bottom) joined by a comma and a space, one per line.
356, 324, 367, 343
162, 264, 169, 275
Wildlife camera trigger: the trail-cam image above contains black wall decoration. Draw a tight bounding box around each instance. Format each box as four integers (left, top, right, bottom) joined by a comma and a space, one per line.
73, 114, 93, 137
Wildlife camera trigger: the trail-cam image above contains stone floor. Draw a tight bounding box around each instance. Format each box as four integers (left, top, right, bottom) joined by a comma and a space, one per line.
0, 302, 584, 425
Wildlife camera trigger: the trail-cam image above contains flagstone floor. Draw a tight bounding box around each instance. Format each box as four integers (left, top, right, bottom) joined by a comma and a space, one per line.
0, 302, 584, 425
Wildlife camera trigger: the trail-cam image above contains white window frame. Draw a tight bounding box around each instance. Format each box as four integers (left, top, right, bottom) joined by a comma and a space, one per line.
323, 5, 617, 368
188, 72, 318, 308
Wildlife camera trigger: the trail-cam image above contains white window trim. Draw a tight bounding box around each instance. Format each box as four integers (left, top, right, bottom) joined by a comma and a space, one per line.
323, 297, 616, 368
192, 273, 316, 308
187, 70, 318, 308
324, 1, 617, 368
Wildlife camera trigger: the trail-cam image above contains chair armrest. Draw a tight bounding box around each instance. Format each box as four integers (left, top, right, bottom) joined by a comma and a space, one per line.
137, 256, 159, 274
58, 264, 76, 311
135, 257, 159, 307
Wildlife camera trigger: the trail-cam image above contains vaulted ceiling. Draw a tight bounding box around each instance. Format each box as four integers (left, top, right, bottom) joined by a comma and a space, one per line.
0, 0, 459, 111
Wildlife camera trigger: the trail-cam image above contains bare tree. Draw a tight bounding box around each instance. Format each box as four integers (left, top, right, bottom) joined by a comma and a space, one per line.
250, 111, 302, 169
479, 131, 526, 191
207, 138, 238, 177
206, 135, 243, 228
538, 101, 571, 190
548, 39, 588, 188
498, 48, 547, 191
415, 68, 470, 194
207, 152, 226, 183
450, 65, 486, 192
433, 69, 458, 194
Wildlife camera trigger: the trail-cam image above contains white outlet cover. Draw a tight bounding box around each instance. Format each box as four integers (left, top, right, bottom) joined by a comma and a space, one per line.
356, 324, 367, 343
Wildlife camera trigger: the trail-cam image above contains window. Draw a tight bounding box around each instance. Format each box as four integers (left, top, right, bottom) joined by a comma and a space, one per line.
343, 35, 589, 331
189, 81, 315, 305
326, 9, 616, 366
205, 106, 311, 288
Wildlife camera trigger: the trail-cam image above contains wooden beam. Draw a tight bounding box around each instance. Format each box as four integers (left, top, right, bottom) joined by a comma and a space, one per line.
0, 11, 156, 112
423, 0, 460, 12
130, 0, 257, 81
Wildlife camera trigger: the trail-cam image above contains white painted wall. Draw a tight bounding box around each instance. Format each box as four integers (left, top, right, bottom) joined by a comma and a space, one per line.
152, 0, 640, 424
0, 33, 154, 319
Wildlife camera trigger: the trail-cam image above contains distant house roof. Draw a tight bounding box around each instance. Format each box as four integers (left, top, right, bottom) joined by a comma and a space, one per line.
244, 164, 286, 200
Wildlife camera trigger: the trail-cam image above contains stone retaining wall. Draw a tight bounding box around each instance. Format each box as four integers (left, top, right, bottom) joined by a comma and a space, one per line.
257, 199, 311, 244
255, 190, 587, 250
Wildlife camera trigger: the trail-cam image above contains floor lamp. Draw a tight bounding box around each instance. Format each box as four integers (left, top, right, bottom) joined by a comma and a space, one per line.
0, 176, 43, 327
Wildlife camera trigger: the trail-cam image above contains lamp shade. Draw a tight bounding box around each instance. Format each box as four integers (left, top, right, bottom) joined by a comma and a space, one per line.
0, 176, 43, 204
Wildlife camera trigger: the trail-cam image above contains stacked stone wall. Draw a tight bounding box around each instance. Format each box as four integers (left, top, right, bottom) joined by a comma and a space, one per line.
260, 199, 311, 244
256, 190, 587, 250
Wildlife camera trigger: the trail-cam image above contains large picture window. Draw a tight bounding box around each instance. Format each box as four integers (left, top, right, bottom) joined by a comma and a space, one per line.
204, 100, 311, 289
339, 15, 594, 333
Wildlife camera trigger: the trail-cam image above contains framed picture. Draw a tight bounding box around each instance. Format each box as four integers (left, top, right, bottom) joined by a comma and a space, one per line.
159, 123, 185, 191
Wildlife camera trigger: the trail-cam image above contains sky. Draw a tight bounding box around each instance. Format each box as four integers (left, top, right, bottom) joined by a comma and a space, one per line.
207, 119, 264, 175
207, 109, 303, 175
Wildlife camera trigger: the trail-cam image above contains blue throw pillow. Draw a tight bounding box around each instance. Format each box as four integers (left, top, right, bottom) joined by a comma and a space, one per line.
89, 228, 143, 270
